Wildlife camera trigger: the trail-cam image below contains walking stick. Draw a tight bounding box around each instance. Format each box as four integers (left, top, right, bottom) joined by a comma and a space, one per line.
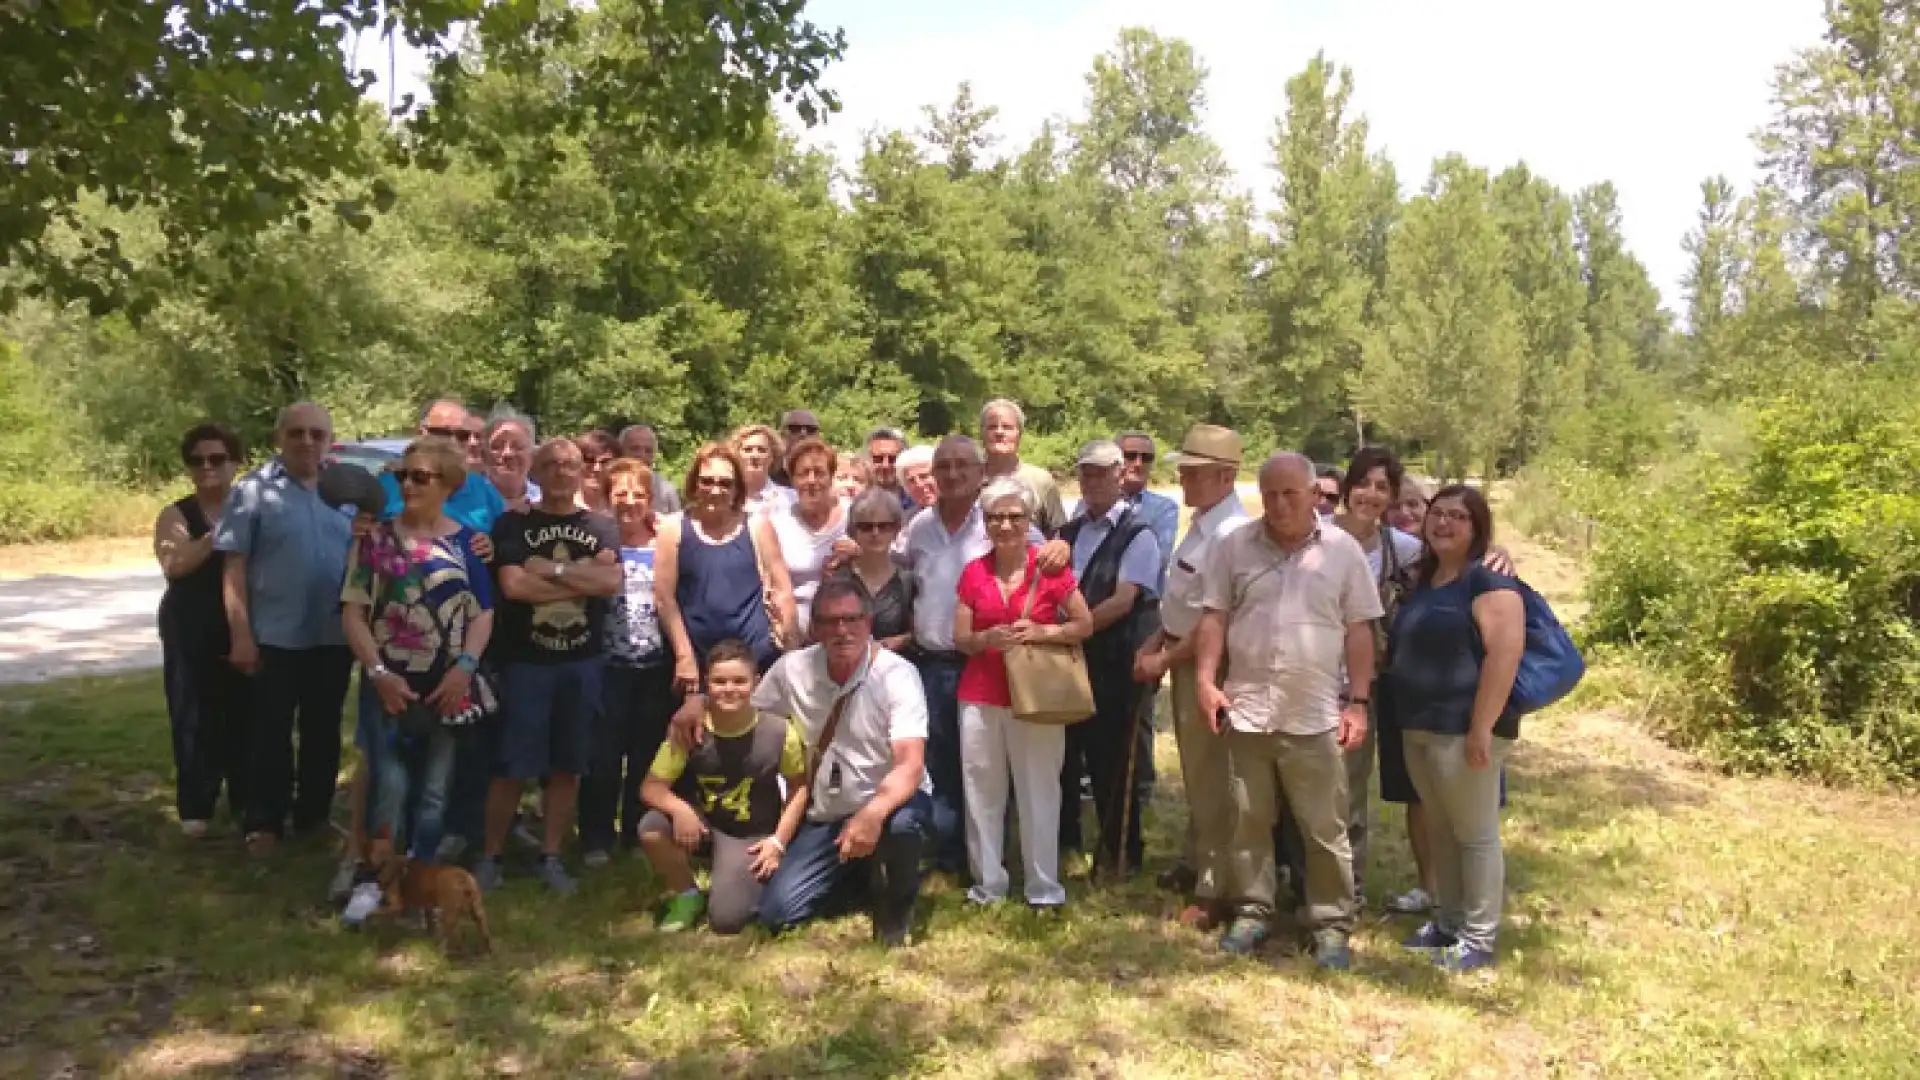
1115, 682, 1145, 879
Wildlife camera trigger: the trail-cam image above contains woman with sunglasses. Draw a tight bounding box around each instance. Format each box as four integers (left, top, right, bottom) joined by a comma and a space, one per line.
952, 478, 1093, 910
573, 430, 618, 517
730, 424, 795, 518
833, 488, 916, 653
656, 443, 797, 700
337, 436, 496, 926
155, 423, 250, 838
767, 437, 847, 638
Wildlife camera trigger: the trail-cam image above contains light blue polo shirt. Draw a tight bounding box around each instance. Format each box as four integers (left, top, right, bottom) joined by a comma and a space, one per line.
213, 457, 355, 649
378, 470, 507, 533
1127, 489, 1180, 589
1068, 501, 1163, 597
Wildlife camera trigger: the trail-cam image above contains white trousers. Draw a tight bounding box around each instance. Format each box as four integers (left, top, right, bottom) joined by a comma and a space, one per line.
959, 702, 1067, 906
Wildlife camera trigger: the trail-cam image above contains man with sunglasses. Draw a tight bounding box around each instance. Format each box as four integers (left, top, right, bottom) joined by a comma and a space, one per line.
865, 426, 914, 513
215, 401, 358, 857
770, 409, 822, 487
377, 399, 507, 534
1116, 432, 1180, 590
1314, 466, 1342, 524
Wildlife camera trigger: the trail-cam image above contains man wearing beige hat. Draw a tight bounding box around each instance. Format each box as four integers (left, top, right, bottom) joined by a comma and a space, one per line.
1057, 439, 1163, 877
1132, 425, 1250, 924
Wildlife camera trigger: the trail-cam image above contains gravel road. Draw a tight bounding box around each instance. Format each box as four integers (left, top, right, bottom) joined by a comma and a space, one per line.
0, 568, 166, 685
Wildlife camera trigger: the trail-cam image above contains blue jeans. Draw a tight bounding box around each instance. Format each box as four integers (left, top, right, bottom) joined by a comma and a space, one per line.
359, 681, 459, 862
915, 655, 966, 872
759, 791, 932, 932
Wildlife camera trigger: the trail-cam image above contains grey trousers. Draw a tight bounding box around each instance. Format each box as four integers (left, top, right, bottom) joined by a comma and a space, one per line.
1170, 662, 1234, 901
1224, 727, 1356, 934
1401, 731, 1515, 952
639, 809, 766, 935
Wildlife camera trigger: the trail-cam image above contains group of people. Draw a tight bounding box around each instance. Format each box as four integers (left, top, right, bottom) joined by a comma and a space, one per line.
155, 395, 1529, 969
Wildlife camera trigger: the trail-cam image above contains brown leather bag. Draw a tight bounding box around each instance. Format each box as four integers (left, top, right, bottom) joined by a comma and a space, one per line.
1002, 574, 1095, 725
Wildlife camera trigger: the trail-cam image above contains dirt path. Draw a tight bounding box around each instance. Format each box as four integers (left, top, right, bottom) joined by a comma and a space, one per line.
0, 567, 165, 684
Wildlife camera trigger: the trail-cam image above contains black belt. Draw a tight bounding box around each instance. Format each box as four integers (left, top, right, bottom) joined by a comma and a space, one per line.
916, 649, 967, 665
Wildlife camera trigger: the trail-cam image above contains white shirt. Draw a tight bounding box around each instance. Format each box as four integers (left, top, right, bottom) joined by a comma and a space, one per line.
746, 483, 797, 519
900, 501, 1043, 651
752, 644, 931, 823
1160, 493, 1251, 639
1199, 522, 1382, 736
769, 503, 847, 634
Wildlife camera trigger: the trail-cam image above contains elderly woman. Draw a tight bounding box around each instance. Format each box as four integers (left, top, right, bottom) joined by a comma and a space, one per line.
657, 442, 797, 690
1388, 477, 1430, 538
952, 477, 1093, 910
768, 437, 847, 639
155, 423, 250, 837
580, 458, 675, 866
337, 436, 495, 925
574, 430, 618, 516
1386, 485, 1525, 973
833, 488, 915, 652
730, 424, 795, 518
486, 410, 540, 513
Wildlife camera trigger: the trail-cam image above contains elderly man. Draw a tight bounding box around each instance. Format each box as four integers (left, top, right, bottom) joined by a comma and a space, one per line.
896, 445, 937, 519
865, 427, 914, 513
979, 399, 1068, 536
617, 424, 681, 514
487, 408, 540, 511
379, 399, 506, 533
1132, 425, 1248, 924
477, 439, 623, 894
770, 409, 822, 486
754, 580, 934, 945
1057, 440, 1162, 878
899, 435, 1070, 873
1194, 452, 1380, 970
216, 402, 356, 856
1116, 431, 1179, 589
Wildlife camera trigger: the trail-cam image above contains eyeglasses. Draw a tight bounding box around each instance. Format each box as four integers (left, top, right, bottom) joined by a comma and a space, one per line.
984, 512, 1027, 526
854, 520, 899, 534
397, 468, 442, 487
284, 427, 329, 442
424, 425, 477, 444
696, 475, 737, 490
869, 454, 897, 465
1122, 451, 1154, 463
815, 613, 868, 629
785, 424, 820, 436
1430, 508, 1473, 524
185, 453, 230, 469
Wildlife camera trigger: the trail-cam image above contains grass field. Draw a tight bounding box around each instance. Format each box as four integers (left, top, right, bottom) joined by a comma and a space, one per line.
3, 533, 1917, 1077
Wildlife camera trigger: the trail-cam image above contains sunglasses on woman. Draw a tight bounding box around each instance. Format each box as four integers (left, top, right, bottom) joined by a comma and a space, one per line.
853, 520, 899, 534
185, 453, 230, 469
397, 468, 442, 487
696, 474, 737, 490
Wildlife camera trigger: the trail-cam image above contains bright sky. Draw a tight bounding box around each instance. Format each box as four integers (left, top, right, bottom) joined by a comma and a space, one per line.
792, 0, 1827, 310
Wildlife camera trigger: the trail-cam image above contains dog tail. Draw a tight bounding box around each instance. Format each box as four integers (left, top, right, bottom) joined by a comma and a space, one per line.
461, 873, 493, 954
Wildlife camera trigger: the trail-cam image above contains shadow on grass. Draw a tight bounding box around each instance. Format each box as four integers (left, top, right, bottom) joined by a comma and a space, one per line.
0, 674, 1722, 1076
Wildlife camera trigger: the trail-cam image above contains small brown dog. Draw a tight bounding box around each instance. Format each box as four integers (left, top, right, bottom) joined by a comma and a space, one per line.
367, 829, 493, 955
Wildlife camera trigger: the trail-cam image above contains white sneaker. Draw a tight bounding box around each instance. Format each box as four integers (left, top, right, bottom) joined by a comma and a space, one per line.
327, 857, 359, 904
1387, 888, 1433, 914
340, 882, 384, 927
179, 819, 209, 839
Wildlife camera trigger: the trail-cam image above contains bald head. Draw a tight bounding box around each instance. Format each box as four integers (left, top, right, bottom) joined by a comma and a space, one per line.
274, 401, 333, 481
932, 434, 986, 508
532, 438, 584, 505
1256, 451, 1319, 542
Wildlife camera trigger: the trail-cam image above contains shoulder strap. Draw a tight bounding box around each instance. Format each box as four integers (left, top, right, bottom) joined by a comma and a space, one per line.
1019, 567, 1042, 620
802, 642, 874, 793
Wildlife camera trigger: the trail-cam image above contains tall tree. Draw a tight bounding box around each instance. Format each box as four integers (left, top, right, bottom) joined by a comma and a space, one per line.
920, 83, 1001, 180
1356, 156, 1524, 479
1252, 54, 1399, 455
1490, 163, 1590, 465
1681, 175, 1742, 391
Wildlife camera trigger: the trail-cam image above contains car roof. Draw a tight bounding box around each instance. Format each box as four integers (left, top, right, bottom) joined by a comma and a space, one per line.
336, 438, 411, 455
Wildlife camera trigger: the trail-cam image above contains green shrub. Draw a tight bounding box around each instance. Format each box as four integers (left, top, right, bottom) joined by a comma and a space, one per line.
1574, 382, 1920, 785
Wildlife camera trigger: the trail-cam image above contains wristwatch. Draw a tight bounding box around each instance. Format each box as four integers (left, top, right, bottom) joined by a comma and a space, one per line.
454, 653, 479, 674
369, 664, 392, 681
1347, 696, 1370, 708
552, 562, 568, 580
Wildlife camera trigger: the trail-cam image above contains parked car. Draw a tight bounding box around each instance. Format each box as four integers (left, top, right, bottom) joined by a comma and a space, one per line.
326, 437, 410, 475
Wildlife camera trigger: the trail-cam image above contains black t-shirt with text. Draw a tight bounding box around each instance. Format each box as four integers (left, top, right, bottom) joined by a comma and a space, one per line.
491, 509, 621, 664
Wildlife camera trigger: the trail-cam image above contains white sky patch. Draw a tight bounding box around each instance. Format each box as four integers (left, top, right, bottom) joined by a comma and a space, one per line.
793, 0, 1827, 310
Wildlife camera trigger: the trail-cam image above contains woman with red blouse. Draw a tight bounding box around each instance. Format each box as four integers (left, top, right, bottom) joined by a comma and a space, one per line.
953, 477, 1093, 910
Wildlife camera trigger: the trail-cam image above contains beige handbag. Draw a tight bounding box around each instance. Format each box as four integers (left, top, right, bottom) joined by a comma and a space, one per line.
1002, 574, 1096, 725
745, 517, 794, 651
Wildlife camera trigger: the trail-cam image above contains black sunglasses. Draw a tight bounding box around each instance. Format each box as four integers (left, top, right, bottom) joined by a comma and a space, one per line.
853, 520, 899, 534
424, 425, 477, 444
397, 468, 442, 487
785, 424, 821, 436
185, 452, 230, 469
1122, 451, 1154, 463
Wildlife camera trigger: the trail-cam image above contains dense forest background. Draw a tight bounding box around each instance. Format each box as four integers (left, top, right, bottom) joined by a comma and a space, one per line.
4, 0, 1919, 781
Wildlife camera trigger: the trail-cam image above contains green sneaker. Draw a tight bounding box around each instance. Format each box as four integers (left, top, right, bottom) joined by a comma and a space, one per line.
658, 890, 707, 933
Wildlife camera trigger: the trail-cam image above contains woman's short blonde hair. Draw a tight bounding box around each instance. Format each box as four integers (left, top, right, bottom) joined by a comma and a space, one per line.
606, 457, 655, 496
730, 424, 785, 465
979, 476, 1034, 516
403, 435, 467, 492
783, 436, 835, 479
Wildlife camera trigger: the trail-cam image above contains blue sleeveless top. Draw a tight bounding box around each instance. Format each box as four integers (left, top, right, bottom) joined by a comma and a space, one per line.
675, 519, 776, 673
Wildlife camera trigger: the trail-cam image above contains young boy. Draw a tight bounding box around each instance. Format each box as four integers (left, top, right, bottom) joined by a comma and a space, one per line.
638, 640, 808, 933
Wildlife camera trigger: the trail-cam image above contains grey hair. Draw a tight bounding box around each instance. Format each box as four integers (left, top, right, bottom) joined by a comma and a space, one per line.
896, 445, 935, 471
979, 476, 1035, 516
979, 397, 1025, 431
866, 426, 907, 446
935, 434, 987, 466
486, 405, 537, 443
848, 487, 906, 527
1115, 430, 1156, 453
617, 423, 654, 441
1261, 451, 1316, 484
811, 577, 875, 625
416, 398, 470, 427
275, 401, 331, 432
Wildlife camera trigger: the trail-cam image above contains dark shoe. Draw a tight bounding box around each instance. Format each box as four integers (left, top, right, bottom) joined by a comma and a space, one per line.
1434, 943, 1497, 973
1400, 922, 1458, 952
1156, 864, 1199, 894
872, 897, 914, 948
1219, 917, 1269, 956
473, 856, 505, 893
1312, 930, 1352, 971
537, 855, 578, 896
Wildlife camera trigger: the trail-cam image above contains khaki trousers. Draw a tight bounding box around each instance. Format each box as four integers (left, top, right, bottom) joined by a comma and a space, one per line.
1224, 726, 1356, 933
1170, 661, 1234, 902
